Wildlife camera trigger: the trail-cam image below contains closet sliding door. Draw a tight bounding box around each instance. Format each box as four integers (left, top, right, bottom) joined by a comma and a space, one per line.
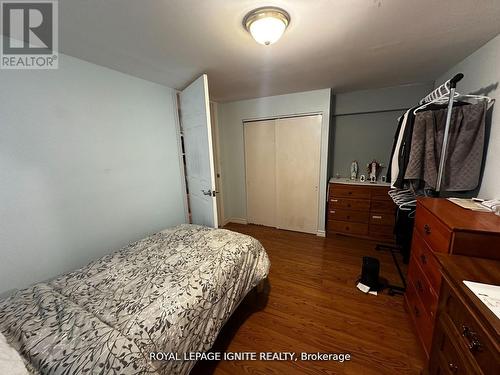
244, 115, 322, 234
276, 115, 322, 234
244, 120, 276, 227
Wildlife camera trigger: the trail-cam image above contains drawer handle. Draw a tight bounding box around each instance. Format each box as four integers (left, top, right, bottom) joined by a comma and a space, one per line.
468, 338, 482, 353
347, 204, 351, 208
331, 199, 338, 202
462, 324, 474, 338
448, 362, 458, 373
345, 226, 350, 231
346, 216, 351, 219
372, 215, 382, 219
462, 325, 483, 353
423, 224, 431, 234
330, 210, 335, 214
420, 254, 427, 264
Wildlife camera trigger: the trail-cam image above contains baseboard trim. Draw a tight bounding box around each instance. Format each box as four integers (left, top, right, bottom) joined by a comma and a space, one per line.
316, 230, 326, 237
227, 217, 248, 225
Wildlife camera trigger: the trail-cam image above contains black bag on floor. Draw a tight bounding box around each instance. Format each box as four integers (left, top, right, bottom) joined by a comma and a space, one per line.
360, 256, 382, 291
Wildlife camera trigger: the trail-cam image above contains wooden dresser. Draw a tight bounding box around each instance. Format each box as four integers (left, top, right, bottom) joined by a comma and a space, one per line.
327, 181, 396, 242
428, 255, 500, 375
405, 198, 500, 358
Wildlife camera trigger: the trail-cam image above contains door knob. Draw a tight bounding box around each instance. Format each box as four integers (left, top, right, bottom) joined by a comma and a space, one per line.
202, 189, 218, 197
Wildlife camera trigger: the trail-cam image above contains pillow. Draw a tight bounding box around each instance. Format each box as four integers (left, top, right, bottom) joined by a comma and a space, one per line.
0, 332, 29, 375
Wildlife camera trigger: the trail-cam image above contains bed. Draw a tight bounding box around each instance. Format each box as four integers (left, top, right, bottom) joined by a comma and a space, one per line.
0, 224, 270, 375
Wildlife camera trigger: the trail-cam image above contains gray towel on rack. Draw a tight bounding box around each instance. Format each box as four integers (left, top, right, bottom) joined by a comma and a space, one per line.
404, 101, 486, 191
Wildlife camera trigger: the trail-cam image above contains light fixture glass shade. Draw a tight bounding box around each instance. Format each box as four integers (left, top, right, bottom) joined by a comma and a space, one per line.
244, 7, 290, 45
249, 16, 286, 45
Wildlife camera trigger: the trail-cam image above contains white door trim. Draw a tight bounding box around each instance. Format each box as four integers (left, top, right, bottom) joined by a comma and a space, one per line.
210, 101, 224, 227
242, 111, 322, 123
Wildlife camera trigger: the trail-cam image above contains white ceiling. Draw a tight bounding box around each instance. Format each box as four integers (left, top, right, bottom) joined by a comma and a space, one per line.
60, 0, 500, 102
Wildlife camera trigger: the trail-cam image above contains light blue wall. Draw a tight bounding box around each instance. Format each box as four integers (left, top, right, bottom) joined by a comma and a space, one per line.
0, 53, 186, 295
331, 111, 404, 178
217, 89, 331, 232
436, 34, 500, 199
331, 83, 434, 178
335, 84, 434, 115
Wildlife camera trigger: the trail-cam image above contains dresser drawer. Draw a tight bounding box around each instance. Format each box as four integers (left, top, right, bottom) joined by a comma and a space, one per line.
407, 256, 439, 320
370, 199, 396, 213
329, 198, 370, 211
429, 317, 474, 375
328, 209, 369, 223
370, 187, 391, 201
415, 205, 452, 253
405, 279, 434, 356
411, 232, 442, 292
329, 184, 370, 199
369, 212, 395, 226
326, 183, 395, 241
441, 281, 499, 375
329, 220, 368, 236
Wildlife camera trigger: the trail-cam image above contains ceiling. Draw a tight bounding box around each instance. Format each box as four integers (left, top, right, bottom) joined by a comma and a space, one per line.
60, 0, 500, 102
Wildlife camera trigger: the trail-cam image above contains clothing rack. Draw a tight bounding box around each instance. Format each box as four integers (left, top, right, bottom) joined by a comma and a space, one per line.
378, 74, 465, 296
419, 73, 464, 192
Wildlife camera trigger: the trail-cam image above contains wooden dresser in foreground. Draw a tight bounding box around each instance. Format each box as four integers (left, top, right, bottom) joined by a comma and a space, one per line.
327, 181, 396, 242
427, 255, 500, 375
405, 198, 500, 359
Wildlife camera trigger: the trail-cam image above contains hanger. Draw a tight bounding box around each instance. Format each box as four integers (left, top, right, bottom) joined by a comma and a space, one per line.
413, 90, 494, 115
388, 188, 417, 210
413, 90, 458, 115
455, 93, 495, 107
399, 200, 417, 211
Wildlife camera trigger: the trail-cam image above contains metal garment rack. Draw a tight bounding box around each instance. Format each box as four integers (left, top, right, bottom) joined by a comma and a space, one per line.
375, 74, 464, 296
418, 73, 464, 192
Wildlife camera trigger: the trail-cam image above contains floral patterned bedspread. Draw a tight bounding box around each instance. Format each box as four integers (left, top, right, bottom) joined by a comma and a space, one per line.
0, 224, 270, 374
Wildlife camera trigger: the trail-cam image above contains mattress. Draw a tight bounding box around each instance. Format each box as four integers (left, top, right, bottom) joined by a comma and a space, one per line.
0, 224, 270, 374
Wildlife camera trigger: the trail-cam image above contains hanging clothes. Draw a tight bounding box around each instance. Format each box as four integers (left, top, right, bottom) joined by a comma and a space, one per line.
386, 114, 404, 183
389, 111, 409, 187
393, 106, 419, 188
404, 101, 487, 191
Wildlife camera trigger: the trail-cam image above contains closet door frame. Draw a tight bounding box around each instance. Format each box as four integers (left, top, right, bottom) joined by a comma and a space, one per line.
243, 112, 324, 235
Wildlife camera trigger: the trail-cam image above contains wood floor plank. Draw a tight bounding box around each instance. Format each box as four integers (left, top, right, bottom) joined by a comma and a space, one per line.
191, 224, 424, 375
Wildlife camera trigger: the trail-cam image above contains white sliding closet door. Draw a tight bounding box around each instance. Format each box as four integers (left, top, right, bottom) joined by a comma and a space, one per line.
276, 115, 322, 234
244, 120, 276, 227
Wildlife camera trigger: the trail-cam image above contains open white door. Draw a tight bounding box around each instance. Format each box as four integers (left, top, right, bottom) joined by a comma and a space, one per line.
180, 74, 218, 227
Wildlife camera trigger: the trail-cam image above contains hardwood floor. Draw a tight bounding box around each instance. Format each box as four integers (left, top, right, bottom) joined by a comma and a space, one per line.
191, 224, 425, 375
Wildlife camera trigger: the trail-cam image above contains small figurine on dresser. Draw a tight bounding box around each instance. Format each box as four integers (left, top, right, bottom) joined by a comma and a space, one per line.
367, 160, 383, 182
350, 160, 358, 180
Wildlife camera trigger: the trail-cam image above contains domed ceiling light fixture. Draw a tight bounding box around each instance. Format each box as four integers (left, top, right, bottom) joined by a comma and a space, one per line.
243, 7, 290, 45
